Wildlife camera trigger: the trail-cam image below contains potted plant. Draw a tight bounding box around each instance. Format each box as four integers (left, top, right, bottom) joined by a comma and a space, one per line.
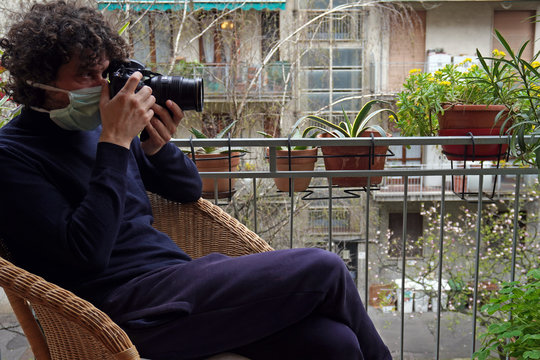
186, 120, 247, 197
394, 54, 516, 161
473, 269, 540, 360
302, 100, 395, 187
475, 30, 540, 171
258, 121, 318, 193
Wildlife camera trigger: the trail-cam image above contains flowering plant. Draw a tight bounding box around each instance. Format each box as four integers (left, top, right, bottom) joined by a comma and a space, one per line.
476, 30, 540, 169
394, 52, 517, 137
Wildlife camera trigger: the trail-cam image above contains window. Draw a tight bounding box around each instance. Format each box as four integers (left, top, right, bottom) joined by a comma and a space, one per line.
304, 11, 363, 41
198, 12, 237, 64
388, 132, 422, 165
388, 213, 423, 258
333, 48, 362, 67
299, 0, 329, 10
309, 208, 352, 233
262, 11, 280, 63
301, 48, 330, 67
130, 12, 173, 70
299, 7, 365, 121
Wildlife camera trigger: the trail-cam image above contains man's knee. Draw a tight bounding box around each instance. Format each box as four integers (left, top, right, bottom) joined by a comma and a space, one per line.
298, 248, 349, 279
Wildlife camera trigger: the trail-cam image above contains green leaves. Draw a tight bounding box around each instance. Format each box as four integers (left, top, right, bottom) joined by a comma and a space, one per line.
474, 269, 540, 359
118, 21, 130, 35
302, 100, 392, 138
476, 29, 540, 169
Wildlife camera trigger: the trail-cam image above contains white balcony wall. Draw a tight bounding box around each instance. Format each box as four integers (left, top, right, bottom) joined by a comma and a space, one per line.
425, 2, 493, 58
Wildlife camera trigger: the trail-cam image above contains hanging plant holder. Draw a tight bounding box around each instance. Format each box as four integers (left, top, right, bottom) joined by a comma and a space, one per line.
449, 133, 509, 201
300, 184, 381, 201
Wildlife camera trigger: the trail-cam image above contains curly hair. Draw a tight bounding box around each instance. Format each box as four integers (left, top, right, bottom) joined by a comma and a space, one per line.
0, 1, 129, 107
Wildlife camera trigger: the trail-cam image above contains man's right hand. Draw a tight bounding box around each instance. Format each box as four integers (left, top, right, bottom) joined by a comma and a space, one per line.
98, 72, 156, 149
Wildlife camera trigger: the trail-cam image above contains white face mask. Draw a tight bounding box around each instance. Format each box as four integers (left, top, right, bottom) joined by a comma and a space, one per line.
29, 82, 102, 131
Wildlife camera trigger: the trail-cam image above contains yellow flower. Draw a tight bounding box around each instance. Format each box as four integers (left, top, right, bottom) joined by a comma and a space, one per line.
531, 61, 540, 68
244, 162, 255, 171
409, 68, 422, 75
492, 49, 506, 58
458, 58, 473, 66
464, 64, 478, 73
439, 80, 451, 86
434, 70, 443, 76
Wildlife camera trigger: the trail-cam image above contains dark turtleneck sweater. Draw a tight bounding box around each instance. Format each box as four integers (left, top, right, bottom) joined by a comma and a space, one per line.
0, 108, 202, 305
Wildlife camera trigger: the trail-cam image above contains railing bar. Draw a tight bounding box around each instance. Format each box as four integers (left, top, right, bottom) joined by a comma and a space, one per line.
364, 177, 371, 311
400, 176, 408, 360
510, 174, 521, 283
196, 167, 537, 178
328, 178, 333, 252
196, 167, 537, 179
253, 177, 258, 233
507, 175, 522, 358
471, 174, 484, 356
213, 178, 218, 204
435, 175, 446, 360
269, 147, 277, 173
171, 135, 536, 147
290, 179, 295, 249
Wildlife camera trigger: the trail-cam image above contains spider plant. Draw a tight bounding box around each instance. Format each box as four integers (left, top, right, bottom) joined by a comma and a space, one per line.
302, 100, 395, 138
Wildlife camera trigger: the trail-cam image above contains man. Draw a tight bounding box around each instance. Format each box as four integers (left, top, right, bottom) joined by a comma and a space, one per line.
0, 1, 391, 359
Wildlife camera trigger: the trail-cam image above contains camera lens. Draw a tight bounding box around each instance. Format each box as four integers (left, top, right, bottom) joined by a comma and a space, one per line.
148, 76, 204, 112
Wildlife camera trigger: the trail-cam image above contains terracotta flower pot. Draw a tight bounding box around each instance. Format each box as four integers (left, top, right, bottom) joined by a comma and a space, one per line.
318, 131, 389, 187
438, 104, 511, 161
272, 148, 318, 192
190, 152, 240, 194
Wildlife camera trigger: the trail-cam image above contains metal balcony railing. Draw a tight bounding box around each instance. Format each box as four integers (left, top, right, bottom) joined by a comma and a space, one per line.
172, 135, 538, 359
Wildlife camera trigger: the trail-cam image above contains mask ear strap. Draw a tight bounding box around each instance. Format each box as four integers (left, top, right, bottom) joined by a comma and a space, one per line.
29, 106, 51, 114
25, 80, 69, 94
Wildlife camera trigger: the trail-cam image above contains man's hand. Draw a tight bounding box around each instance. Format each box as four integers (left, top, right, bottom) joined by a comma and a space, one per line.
99, 72, 156, 149
140, 100, 184, 156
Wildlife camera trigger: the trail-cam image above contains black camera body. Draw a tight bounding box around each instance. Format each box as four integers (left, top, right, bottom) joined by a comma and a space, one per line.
107, 59, 204, 112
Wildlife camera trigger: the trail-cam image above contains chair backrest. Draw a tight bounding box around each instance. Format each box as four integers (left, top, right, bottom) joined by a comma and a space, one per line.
0, 254, 140, 360
148, 193, 273, 258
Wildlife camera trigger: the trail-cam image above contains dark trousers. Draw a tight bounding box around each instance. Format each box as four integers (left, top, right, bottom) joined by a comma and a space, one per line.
100, 248, 391, 360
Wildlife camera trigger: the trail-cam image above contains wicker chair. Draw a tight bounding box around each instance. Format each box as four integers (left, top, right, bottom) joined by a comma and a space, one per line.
0, 193, 274, 359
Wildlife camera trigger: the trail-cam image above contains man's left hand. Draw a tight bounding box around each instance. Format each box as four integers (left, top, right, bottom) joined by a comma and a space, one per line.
140, 100, 184, 156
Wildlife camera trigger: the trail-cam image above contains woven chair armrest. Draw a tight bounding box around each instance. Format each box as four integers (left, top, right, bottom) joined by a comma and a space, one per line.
148, 193, 274, 259
0, 257, 139, 360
